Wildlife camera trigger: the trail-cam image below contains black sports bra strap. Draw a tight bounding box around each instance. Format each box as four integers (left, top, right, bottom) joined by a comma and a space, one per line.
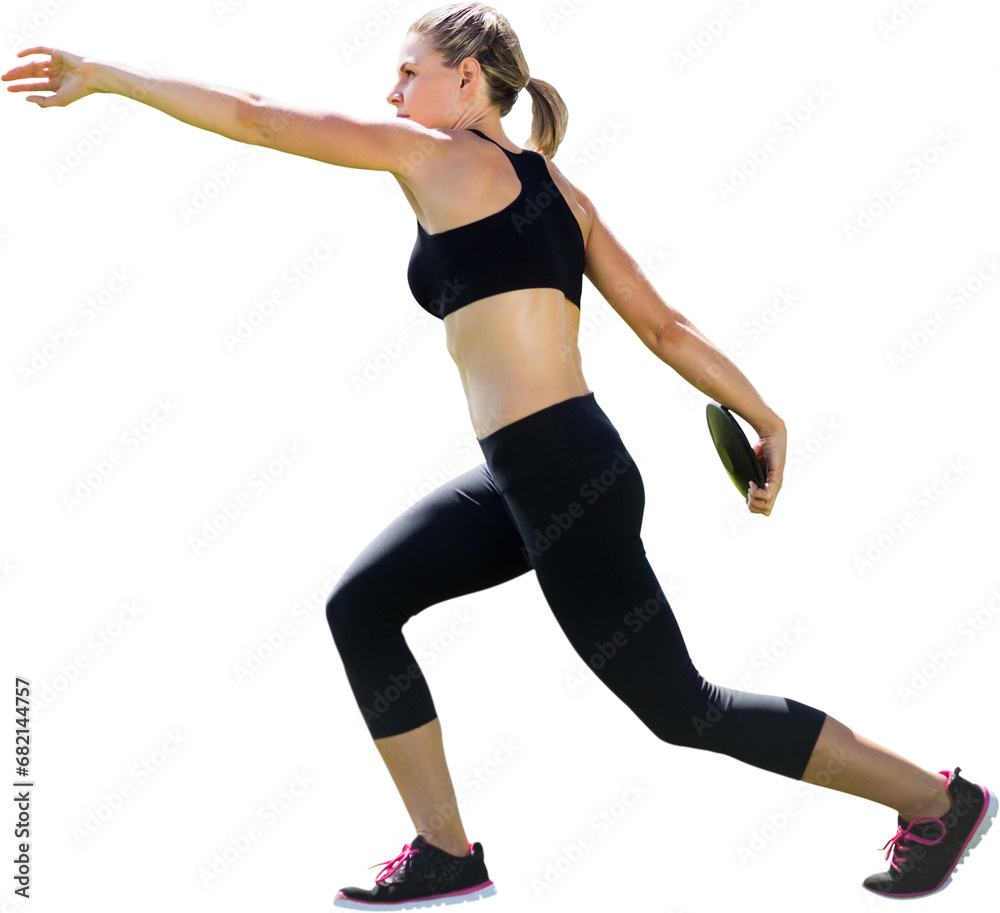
467, 128, 514, 154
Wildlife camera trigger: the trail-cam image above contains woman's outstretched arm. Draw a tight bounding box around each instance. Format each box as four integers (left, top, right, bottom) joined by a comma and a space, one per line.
3, 46, 446, 174
4, 46, 261, 141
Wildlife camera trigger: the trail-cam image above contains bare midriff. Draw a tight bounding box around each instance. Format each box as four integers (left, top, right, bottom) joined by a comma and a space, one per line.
444, 289, 590, 440
396, 128, 594, 440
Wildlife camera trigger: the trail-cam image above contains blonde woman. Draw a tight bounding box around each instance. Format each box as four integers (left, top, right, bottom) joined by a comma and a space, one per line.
6, 4, 993, 910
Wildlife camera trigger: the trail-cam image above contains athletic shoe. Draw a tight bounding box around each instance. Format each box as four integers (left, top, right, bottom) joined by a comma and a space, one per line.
333, 835, 496, 910
862, 766, 997, 898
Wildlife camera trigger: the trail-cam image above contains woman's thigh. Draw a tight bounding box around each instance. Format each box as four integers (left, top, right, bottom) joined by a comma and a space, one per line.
327, 461, 533, 634
498, 445, 696, 718
326, 461, 535, 737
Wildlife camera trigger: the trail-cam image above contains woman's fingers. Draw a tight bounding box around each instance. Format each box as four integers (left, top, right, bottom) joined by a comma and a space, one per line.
4, 73, 58, 100
743, 424, 787, 517
747, 463, 782, 515
747, 480, 775, 516
6, 81, 53, 93
2, 62, 50, 81
3, 47, 91, 106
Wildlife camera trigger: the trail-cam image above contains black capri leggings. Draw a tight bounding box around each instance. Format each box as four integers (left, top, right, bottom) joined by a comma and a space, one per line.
326, 391, 826, 780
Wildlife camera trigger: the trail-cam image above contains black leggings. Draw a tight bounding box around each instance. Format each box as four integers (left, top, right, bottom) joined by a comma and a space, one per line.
326, 391, 826, 780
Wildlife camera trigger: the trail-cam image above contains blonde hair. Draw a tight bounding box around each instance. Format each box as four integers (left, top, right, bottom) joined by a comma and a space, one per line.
407, 2, 568, 158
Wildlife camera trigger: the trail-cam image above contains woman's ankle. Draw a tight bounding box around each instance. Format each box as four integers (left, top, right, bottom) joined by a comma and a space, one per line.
418, 829, 471, 857
898, 773, 952, 821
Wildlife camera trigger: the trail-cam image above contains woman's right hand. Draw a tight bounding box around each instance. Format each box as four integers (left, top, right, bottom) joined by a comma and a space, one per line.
747, 419, 786, 516
2, 46, 98, 108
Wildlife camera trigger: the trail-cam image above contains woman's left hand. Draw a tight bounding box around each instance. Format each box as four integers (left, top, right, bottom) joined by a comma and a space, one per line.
3, 46, 98, 108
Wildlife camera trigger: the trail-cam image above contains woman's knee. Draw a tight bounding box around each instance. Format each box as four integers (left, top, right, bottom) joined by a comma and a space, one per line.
624, 669, 725, 748
325, 574, 380, 654
642, 704, 711, 749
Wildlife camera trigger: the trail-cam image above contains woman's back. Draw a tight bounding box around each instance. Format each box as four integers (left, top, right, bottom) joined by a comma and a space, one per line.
394, 125, 593, 439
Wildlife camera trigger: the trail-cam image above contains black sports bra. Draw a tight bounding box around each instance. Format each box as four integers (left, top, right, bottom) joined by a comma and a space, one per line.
406, 128, 585, 320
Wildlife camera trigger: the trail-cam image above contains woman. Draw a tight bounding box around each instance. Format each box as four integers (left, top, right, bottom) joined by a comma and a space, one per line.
5, 4, 992, 909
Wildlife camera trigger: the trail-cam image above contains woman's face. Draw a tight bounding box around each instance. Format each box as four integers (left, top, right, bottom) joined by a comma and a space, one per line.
387, 32, 476, 128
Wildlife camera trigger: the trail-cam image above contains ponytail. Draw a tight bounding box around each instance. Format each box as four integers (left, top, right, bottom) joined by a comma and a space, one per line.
409, 3, 571, 158
523, 76, 568, 159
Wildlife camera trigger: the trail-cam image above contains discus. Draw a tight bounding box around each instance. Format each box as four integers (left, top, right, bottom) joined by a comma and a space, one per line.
705, 402, 766, 498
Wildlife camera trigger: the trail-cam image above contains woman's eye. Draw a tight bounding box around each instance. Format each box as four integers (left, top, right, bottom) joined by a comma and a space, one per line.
405, 70, 415, 77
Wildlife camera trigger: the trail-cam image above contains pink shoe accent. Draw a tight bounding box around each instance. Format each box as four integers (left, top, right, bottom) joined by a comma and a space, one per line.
879, 818, 945, 873
369, 843, 421, 883
419, 880, 494, 901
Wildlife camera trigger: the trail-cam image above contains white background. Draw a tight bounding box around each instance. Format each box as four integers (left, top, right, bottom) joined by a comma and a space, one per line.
2, 0, 998, 911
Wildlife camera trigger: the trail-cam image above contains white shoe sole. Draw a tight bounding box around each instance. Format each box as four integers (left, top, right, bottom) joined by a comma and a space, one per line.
333, 882, 497, 910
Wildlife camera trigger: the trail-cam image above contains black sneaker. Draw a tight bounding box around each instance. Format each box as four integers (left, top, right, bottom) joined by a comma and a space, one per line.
333, 835, 496, 910
862, 767, 997, 898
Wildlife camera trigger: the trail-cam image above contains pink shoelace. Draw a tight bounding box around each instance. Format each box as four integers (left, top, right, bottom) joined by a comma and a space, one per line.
370, 843, 421, 883
879, 816, 946, 872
